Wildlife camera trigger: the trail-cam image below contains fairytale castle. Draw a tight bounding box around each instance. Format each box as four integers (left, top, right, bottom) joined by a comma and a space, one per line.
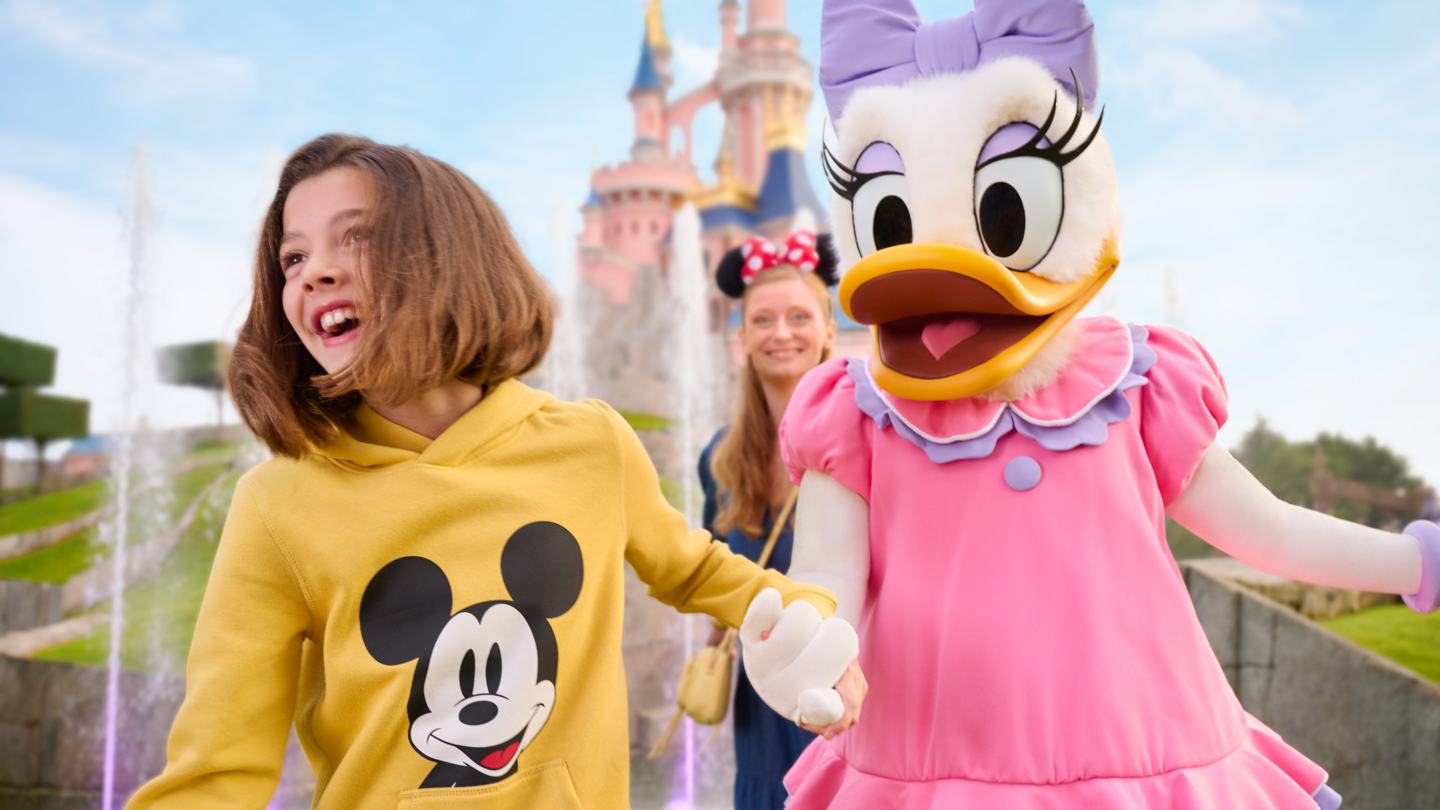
574, 0, 865, 423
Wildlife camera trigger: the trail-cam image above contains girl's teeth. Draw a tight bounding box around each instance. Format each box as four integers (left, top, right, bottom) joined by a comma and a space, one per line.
319, 307, 358, 336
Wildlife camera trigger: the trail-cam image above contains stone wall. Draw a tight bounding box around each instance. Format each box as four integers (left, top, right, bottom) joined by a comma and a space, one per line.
1183, 560, 1440, 808
0, 581, 63, 636
0, 654, 183, 808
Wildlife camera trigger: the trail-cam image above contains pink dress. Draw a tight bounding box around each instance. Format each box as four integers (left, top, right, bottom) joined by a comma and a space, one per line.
779, 317, 1332, 809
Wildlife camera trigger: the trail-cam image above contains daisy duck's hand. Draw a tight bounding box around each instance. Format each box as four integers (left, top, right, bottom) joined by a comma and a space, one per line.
740, 587, 861, 732
1401, 521, 1440, 614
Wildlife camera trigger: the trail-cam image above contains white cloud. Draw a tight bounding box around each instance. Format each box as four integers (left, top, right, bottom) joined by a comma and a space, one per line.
0, 0, 255, 100
672, 35, 719, 90
1114, 47, 1306, 131
1118, 0, 1303, 44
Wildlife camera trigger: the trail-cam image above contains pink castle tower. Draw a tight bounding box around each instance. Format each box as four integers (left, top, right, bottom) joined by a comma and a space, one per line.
578, 1, 699, 307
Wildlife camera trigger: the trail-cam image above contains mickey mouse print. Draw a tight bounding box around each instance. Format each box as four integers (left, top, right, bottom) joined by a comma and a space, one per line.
359, 522, 584, 789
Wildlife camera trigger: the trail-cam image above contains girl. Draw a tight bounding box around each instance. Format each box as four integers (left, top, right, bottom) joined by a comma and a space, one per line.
127, 134, 862, 809
699, 229, 854, 810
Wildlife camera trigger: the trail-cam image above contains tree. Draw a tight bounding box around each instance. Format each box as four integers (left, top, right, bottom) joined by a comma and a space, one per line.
156, 341, 232, 430
0, 333, 90, 491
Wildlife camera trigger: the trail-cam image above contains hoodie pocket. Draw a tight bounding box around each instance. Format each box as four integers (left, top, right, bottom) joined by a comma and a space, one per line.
396, 760, 582, 810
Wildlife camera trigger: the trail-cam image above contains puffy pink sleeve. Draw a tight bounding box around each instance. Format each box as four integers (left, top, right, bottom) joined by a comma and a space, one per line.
1139, 326, 1229, 505
779, 357, 875, 501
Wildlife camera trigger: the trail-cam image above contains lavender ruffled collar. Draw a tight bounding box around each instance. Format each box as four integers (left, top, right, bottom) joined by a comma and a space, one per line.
849, 322, 1157, 463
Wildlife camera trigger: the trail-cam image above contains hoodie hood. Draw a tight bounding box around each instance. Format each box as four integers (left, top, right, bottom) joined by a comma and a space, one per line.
315, 379, 555, 470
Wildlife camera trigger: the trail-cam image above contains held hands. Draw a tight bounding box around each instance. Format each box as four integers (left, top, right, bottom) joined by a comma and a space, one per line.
739, 588, 862, 737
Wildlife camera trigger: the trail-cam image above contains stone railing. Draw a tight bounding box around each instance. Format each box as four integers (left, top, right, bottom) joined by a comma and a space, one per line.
1183, 559, 1440, 808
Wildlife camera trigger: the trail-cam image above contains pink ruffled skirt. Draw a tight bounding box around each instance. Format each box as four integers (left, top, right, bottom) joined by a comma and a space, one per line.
783, 714, 1335, 810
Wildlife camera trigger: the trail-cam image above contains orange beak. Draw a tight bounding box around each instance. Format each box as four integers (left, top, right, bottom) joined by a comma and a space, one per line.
838, 237, 1120, 400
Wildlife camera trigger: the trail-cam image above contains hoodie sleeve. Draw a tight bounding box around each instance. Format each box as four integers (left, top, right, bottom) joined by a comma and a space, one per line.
126, 477, 312, 810
595, 403, 836, 628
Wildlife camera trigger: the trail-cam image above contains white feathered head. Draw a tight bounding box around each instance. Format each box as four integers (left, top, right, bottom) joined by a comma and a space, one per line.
820, 0, 1122, 400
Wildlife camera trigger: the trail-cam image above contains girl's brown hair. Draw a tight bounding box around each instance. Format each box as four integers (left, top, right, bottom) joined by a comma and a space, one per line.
710, 267, 834, 538
229, 134, 553, 458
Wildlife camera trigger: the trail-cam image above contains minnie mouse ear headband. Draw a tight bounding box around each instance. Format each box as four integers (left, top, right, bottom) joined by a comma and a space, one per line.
716, 231, 841, 299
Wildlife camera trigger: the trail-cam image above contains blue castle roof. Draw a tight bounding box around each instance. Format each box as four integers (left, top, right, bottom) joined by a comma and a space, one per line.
583, 187, 603, 208
631, 36, 663, 93
756, 145, 824, 226
700, 204, 756, 232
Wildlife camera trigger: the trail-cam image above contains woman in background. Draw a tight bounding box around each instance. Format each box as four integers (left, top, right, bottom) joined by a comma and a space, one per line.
699, 228, 842, 810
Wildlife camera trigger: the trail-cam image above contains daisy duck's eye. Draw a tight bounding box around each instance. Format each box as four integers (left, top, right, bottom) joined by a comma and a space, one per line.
824, 141, 912, 258
971, 83, 1105, 272
974, 155, 1062, 271
974, 123, 1064, 271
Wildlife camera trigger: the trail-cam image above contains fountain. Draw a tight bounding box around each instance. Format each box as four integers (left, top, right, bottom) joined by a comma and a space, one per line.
99, 139, 154, 810
537, 204, 589, 403
663, 202, 721, 808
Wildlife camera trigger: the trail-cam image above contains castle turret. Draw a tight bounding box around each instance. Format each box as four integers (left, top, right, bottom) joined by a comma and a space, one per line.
579, 3, 697, 307
715, 0, 811, 190
579, 186, 605, 250
629, 36, 667, 160
748, 0, 786, 30
720, 0, 739, 52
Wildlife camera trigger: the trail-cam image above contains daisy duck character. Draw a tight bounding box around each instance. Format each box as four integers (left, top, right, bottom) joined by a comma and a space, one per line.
776, 0, 1440, 807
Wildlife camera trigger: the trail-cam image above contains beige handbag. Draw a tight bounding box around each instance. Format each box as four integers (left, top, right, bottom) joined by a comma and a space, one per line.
648, 487, 800, 759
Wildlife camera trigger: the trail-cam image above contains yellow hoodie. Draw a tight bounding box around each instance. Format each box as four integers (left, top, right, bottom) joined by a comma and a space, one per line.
128, 380, 834, 810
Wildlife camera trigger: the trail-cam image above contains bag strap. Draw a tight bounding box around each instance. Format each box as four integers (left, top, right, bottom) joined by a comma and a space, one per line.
757, 486, 800, 569
717, 485, 801, 657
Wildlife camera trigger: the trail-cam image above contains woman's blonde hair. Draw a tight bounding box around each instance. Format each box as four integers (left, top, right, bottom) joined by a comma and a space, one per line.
710, 266, 834, 538
229, 134, 553, 458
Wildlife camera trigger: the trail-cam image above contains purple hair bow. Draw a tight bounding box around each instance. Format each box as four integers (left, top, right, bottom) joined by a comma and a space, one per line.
820, 0, 1099, 122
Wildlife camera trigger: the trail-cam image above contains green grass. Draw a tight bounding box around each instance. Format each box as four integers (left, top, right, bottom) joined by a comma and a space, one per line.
36, 474, 239, 676
175, 440, 249, 466
621, 411, 673, 432
166, 461, 231, 516
0, 479, 109, 536
1321, 603, 1440, 686
0, 526, 104, 583
0, 460, 231, 584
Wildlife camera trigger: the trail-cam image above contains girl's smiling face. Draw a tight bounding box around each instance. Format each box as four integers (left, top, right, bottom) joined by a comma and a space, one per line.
279, 167, 369, 375
741, 274, 835, 388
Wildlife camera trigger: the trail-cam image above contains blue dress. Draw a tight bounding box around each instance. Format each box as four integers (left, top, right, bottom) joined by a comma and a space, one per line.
698, 430, 817, 810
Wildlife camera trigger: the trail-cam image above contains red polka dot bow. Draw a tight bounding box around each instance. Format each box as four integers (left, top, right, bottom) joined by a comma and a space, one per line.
738, 231, 820, 283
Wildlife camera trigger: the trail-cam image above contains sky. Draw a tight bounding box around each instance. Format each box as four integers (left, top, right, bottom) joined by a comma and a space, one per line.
1, 0, 1438, 481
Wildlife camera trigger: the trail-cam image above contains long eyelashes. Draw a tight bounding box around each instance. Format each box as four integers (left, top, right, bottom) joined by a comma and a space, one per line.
978, 69, 1105, 170
823, 68, 1106, 198
821, 134, 875, 203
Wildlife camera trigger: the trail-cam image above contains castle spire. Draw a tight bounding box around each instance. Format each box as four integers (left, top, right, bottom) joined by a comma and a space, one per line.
645, 0, 669, 51
630, 36, 664, 96
764, 89, 807, 152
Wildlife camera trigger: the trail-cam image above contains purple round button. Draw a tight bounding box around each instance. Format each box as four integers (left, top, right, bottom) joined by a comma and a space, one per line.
1004, 456, 1042, 491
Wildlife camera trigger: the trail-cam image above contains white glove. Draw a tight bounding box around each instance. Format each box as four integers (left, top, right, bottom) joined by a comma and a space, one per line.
739, 587, 859, 726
